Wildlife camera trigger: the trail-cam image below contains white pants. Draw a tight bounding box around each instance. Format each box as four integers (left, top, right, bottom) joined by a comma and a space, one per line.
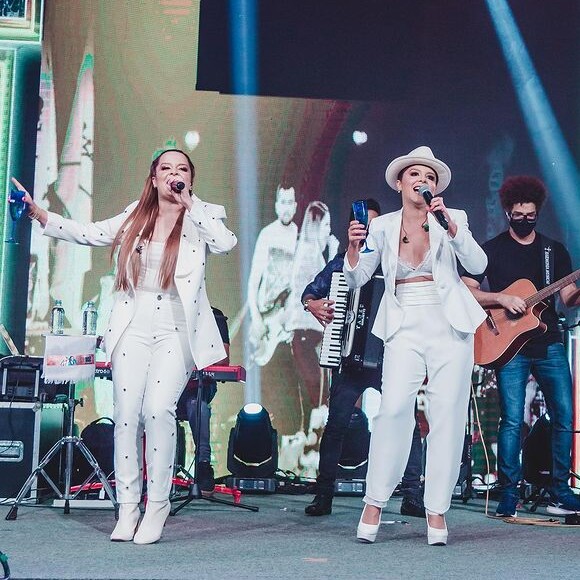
111, 290, 194, 503
364, 282, 473, 514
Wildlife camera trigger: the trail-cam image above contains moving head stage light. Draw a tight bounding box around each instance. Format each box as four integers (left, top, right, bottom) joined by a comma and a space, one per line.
335, 407, 371, 496
226, 404, 278, 493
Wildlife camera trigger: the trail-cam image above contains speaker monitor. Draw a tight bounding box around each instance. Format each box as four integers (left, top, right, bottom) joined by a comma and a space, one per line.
0, 402, 65, 500
0, 402, 41, 500
0, 355, 42, 401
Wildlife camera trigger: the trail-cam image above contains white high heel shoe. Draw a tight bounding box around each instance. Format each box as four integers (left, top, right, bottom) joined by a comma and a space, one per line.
356, 505, 381, 544
426, 512, 448, 546
110, 503, 141, 542
133, 500, 171, 545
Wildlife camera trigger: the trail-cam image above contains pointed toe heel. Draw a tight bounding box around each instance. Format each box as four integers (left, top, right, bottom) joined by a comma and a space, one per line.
133, 500, 171, 545
426, 514, 448, 546
356, 506, 381, 544
357, 520, 380, 543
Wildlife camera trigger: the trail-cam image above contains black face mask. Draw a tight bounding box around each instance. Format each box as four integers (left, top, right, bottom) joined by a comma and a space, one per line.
509, 218, 536, 238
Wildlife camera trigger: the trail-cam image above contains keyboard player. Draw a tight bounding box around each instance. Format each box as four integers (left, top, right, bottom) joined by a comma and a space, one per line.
177, 307, 230, 496
301, 199, 425, 518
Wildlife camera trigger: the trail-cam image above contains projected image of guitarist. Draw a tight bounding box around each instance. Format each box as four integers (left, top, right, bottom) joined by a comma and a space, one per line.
247, 185, 298, 366
462, 176, 580, 519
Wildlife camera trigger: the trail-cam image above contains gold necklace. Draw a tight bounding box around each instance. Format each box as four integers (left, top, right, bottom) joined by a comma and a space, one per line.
401, 217, 429, 244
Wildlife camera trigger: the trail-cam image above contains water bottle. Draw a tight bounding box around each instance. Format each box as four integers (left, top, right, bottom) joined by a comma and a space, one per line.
50, 300, 65, 335
82, 301, 98, 335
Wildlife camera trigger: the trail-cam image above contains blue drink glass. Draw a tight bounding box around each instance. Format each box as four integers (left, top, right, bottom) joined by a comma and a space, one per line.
5, 187, 27, 244
351, 199, 373, 253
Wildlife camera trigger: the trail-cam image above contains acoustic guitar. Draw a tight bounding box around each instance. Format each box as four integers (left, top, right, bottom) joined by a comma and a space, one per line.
474, 269, 580, 369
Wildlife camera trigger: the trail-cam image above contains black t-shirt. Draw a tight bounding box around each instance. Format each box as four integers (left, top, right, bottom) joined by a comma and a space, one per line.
464, 231, 572, 357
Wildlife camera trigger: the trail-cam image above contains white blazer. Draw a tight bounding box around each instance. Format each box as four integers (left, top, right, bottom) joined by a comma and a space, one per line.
344, 208, 487, 342
43, 199, 237, 369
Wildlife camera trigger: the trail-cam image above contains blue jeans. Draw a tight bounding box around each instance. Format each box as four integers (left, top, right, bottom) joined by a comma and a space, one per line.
496, 342, 573, 496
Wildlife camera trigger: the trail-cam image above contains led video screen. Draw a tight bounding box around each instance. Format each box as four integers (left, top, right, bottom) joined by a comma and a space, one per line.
26, 0, 578, 477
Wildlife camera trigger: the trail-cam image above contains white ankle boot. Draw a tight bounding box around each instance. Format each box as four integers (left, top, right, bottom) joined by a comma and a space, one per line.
133, 500, 171, 545
110, 503, 141, 542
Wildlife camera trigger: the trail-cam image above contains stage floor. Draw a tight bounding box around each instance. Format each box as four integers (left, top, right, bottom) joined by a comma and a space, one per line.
1, 494, 578, 579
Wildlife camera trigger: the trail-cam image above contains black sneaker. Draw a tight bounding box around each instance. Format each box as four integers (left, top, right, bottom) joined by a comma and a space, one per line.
547, 493, 580, 516
196, 461, 215, 496
495, 494, 518, 517
305, 494, 333, 516
400, 496, 426, 518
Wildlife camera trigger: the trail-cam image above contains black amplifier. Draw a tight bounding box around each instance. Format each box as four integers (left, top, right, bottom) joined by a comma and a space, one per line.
0, 356, 43, 401
0, 401, 65, 500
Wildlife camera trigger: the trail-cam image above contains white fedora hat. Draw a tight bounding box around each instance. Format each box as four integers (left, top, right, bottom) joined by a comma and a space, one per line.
385, 146, 451, 194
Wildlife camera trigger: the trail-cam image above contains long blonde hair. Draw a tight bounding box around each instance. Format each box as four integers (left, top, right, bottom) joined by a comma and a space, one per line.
111, 149, 196, 291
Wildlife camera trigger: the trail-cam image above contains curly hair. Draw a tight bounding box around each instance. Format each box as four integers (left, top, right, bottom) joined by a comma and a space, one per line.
499, 176, 547, 212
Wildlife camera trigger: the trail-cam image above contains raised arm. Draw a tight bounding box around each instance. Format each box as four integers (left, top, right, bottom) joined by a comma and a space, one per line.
12, 177, 48, 227
12, 176, 135, 246
344, 219, 381, 289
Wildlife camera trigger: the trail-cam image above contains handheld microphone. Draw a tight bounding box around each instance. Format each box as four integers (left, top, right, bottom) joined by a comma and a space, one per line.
171, 181, 185, 194
419, 184, 448, 231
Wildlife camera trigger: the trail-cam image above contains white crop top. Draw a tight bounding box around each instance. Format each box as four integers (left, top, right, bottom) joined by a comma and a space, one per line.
137, 241, 179, 296
396, 249, 433, 280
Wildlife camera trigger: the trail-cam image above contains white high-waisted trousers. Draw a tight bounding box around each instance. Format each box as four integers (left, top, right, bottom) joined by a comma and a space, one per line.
364, 281, 473, 514
111, 290, 194, 503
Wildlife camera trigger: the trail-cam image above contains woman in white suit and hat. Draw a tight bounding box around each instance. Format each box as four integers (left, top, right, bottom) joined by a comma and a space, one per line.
13, 148, 237, 544
344, 146, 486, 546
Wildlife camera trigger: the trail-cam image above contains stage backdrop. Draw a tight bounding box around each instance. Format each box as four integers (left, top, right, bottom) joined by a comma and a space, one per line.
25, 0, 578, 478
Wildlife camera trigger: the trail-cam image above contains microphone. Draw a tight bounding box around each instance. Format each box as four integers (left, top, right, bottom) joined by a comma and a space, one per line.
419, 184, 448, 231
170, 181, 185, 194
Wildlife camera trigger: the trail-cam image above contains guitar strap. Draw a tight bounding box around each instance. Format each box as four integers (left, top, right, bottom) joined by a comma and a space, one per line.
540, 233, 555, 305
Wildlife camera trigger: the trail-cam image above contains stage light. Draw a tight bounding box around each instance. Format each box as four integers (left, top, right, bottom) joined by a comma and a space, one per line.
335, 408, 371, 496
243, 402, 263, 415
226, 404, 278, 492
184, 130, 200, 151
486, 0, 580, 261
229, 0, 261, 403
338, 407, 370, 472
352, 130, 368, 145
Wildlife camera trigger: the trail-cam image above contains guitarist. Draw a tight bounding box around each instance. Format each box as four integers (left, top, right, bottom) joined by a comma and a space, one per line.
462, 176, 580, 518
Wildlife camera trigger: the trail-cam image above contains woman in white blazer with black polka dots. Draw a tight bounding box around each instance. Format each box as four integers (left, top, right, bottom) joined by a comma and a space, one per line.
13, 149, 236, 544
